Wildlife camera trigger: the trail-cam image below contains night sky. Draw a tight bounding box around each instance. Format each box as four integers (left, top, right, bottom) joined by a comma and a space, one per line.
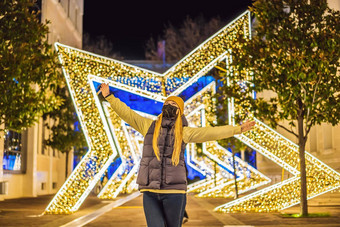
83, 0, 253, 60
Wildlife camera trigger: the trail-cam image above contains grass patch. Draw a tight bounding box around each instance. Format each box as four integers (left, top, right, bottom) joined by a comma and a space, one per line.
280, 212, 331, 218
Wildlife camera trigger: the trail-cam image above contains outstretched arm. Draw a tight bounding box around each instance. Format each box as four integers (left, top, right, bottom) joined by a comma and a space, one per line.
100, 84, 153, 137
183, 121, 255, 143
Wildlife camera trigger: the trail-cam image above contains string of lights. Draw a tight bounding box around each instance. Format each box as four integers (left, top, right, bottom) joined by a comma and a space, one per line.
184, 83, 270, 197
214, 110, 340, 212
97, 106, 142, 199
44, 10, 340, 214
45, 11, 251, 214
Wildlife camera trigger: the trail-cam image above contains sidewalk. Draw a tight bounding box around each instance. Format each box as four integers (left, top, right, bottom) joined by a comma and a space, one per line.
0, 193, 107, 227
0, 190, 339, 226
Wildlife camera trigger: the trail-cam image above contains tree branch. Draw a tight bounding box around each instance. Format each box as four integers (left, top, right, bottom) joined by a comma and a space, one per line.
277, 123, 298, 138
305, 74, 321, 137
304, 124, 313, 142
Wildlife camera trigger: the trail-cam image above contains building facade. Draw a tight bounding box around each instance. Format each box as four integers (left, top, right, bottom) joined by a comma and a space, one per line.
0, 0, 83, 200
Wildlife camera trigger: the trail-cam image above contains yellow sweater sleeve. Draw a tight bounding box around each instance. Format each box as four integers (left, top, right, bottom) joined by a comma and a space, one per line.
183, 125, 242, 143
105, 95, 153, 137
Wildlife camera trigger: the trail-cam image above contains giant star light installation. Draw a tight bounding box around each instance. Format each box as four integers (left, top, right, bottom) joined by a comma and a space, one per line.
45, 11, 340, 214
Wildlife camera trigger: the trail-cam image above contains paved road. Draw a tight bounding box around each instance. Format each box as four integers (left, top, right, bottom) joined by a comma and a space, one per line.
85, 191, 340, 227
85, 193, 242, 227
0, 190, 340, 226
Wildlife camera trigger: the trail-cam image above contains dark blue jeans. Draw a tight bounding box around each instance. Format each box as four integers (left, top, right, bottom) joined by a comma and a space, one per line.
143, 191, 187, 227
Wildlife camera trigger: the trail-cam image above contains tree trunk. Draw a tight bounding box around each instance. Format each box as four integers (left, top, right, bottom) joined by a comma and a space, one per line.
65, 150, 69, 180
232, 153, 239, 199
0, 127, 4, 201
214, 161, 217, 187
298, 116, 308, 216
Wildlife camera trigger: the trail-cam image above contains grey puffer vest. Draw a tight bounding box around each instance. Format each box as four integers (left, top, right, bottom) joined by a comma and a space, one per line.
136, 115, 188, 191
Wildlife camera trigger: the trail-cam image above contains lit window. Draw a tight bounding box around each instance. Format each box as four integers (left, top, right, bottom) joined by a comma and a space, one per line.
3, 129, 26, 173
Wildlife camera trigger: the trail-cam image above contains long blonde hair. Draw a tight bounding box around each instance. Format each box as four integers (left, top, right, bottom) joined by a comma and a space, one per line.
152, 112, 183, 166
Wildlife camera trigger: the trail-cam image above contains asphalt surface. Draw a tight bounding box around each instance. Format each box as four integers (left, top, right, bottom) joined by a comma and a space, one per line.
0, 190, 340, 226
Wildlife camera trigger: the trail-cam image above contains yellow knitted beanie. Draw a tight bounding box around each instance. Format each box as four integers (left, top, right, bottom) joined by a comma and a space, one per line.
165, 96, 184, 115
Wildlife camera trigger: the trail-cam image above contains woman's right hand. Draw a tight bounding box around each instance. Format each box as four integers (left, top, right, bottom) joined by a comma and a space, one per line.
100, 83, 110, 98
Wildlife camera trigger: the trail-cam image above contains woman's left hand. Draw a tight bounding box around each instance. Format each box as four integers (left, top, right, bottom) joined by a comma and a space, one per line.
241, 120, 256, 133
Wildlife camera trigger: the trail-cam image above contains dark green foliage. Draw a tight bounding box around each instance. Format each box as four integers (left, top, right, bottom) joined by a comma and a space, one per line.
220, 0, 340, 137
43, 86, 87, 157
0, 0, 87, 172
43, 85, 87, 178
0, 0, 62, 132
217, 0, 340, 216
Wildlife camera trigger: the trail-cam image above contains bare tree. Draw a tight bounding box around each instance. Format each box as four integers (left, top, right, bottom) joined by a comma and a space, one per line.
83, 33, 123, 60
145, 16, 226, 62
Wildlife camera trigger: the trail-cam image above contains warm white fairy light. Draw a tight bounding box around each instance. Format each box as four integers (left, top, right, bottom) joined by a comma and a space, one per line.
46, 11, 325, 214
184, 84, 270, 196
214, 70, 340, 212
96, 104, 142, 199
